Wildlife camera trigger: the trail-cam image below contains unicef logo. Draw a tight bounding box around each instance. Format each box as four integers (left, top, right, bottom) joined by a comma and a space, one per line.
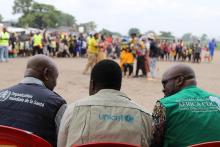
124, 115, 134, 123
0, 90, 11, 101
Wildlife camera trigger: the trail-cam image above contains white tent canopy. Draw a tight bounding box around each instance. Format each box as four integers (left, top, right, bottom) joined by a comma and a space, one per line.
7, 27, 26, 33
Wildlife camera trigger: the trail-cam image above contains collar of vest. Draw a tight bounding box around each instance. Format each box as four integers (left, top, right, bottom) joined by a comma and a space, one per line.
181, 85, 197, 91
96, 89, 131, 100
20, 77, 46, 87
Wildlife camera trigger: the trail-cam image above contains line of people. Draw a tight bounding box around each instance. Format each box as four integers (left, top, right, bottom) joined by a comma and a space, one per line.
0, 54, 220, 147
1, 26, 217, 68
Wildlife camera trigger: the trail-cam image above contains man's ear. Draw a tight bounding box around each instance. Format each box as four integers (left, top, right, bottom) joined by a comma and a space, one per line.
176, 76, 184, 87
89, 79, 96, 96
43, 68, 49, 81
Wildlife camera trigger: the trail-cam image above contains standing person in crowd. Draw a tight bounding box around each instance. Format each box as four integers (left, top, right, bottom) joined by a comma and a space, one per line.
0, 27, 10, 62
148, 33, 159, 80
129, 33, 138, 57
124, 47, 135, 77
9, 32, 17, 58
106, 35, 113, 58
83, 32, 100, 74
97, 34, 107, 62
186, 45, 193, 62
143, 37, 151, 79
58, 60, 152, 147
68, 35, 76, 57
159, 40, 165, 61
120, 48, 127, 71
175, 40, 183, 61
193, 40, 201, 63
170, 40, 176, 61
151, 64, 220, 147
164, 41, 170, 61
0, 55, 66, 147
78, 34, 87, 57
48, 33, 57, 57
33, 32, 43, 55
134, 37, 146, 78
208, 38, 217, 63
114, 37, 121, 59
42, 31, 49, 55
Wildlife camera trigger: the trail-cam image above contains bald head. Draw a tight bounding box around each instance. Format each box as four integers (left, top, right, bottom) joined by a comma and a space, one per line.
162, 64, 197, 97
163, 64, 196, 79
25, 55, 58, 91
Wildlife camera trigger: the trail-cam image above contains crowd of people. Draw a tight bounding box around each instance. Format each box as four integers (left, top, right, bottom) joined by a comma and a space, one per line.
0, 26, 218, 80
0, 54, 220, 147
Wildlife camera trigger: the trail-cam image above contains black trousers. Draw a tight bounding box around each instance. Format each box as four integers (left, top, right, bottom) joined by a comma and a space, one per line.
194, 53, 200, 63
123, 63, 133, 76
135, 55, 146, 76
33, 46, 43, 55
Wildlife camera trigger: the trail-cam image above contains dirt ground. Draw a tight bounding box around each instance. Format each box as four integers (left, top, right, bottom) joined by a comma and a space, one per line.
0, 51, 220, 113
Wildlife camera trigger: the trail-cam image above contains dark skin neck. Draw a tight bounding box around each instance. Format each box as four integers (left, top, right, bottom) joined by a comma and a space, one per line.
89, 80, 121, 96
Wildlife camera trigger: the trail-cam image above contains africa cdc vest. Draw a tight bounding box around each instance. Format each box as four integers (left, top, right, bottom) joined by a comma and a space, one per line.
160, 86, 220, 147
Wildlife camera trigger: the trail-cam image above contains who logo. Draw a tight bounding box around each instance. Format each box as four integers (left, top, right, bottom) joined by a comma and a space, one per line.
0, 90, 11, 101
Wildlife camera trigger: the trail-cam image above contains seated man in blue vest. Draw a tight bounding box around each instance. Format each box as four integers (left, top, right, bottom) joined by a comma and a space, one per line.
58, 59, 152, 147
151, 64, 220, 147
0, 55, 66, 147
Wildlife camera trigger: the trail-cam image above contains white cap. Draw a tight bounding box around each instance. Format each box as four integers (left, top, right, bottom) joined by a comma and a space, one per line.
147, 33, 155, 40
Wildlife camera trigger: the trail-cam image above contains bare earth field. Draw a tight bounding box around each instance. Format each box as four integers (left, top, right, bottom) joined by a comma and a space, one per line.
1, 51, 220, 113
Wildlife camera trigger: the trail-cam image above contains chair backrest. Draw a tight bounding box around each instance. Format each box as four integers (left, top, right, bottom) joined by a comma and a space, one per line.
0, 125, 52, 147
73, 142, 141, 147
188, 141, 220, 147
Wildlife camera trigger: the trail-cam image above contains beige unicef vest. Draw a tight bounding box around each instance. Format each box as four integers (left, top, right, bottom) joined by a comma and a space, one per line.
66, 95, 151, 147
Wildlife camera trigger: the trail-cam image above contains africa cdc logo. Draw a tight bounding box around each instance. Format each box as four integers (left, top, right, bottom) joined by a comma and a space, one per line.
0, 90, 11, 101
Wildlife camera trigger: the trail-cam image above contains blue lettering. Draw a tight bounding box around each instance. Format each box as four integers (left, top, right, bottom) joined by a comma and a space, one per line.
98, 114, 134, 123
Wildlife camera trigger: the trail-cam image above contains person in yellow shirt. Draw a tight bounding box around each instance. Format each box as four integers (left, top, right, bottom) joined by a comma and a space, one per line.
119, 48, 127, 71
0, 27, 10, 62
83, 32, 100, 74
33, 32, 43, 55
124, 47, 135, 77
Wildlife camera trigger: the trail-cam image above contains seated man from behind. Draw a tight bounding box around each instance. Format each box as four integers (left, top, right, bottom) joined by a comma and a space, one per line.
0, 55, 66, 147
151, 64, 220, 147
58, 59, 152, 147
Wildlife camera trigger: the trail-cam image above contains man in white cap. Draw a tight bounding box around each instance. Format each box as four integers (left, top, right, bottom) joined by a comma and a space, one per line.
148, 33, 160, 80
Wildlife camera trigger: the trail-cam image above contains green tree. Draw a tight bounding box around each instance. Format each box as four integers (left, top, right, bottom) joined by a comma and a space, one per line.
13, 0, 76, 28
200, 33, 208, 43
182, 33, 192, 41
99, 28, 112, 36
159, 31, 175, 40
13, 0, 33, 15
99, 28, 121, 37
128, 28, 141, 36
17, 2, 58, 28
57, 12, 76, 26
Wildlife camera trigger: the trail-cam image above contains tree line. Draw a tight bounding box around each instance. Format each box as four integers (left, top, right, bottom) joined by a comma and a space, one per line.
12, 0, 76, 28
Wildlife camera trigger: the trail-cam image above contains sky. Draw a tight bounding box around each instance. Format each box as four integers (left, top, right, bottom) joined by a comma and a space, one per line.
0, 0, 219, 38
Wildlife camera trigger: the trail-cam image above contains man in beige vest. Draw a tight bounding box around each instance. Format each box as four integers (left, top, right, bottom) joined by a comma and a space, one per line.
58, 59, 152, 147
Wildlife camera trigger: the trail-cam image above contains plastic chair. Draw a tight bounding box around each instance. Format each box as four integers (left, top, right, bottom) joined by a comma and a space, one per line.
0, 125, 52, 147
72, 142, 141, 147
188, 141, 220, 147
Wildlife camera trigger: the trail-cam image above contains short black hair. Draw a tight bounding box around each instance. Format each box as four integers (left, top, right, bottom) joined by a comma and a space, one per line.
91, 59, 122, 90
